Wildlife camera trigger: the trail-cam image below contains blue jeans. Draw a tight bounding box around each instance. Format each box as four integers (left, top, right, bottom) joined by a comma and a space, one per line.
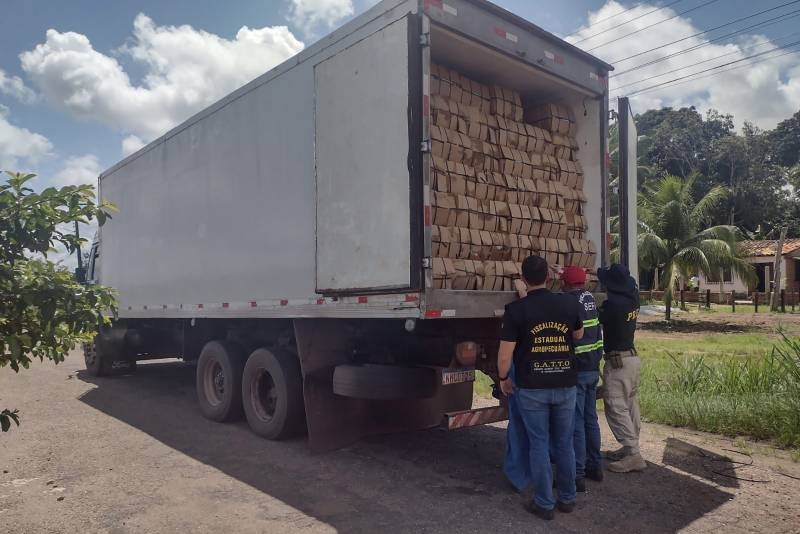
503, 365, 531, 492
516, 387, 577, 510
574, 371, 602, 479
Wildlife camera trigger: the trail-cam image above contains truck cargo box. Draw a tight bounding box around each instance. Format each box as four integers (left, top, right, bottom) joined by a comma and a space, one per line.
94, 0, 618, 321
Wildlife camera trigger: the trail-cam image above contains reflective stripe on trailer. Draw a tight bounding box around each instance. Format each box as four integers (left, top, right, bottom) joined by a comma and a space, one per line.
493, 27, 518, 43
543, 50, 565, 65
120, 293, 422, 313
445, 405, 508, 430
424, 309, 456, 318
423, 0, 457, 16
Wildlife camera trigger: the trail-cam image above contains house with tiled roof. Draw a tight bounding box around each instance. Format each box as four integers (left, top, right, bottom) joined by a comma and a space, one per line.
697, 239, 800, 295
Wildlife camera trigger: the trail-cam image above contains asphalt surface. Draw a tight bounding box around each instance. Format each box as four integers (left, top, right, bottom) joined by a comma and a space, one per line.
2, 351, 799, 533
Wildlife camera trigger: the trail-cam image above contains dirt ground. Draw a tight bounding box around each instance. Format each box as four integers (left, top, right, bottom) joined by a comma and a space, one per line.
2, 351, 800, 534
639, 309, 800, 334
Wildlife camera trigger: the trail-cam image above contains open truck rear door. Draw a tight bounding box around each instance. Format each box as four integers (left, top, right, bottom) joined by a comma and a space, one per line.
617, 96, 638, 283
314, 15, 423, 294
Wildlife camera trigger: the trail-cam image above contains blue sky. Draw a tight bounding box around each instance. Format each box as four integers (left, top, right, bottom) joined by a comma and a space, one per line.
1, 0, 799, 190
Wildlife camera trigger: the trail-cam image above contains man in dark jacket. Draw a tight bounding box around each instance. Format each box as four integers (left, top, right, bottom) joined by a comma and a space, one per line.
598, 264, 645, 473
498, 255, 584, 520
561, 266, 604, 490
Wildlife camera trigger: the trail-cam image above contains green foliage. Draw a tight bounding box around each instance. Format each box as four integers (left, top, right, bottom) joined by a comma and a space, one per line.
768, 110, 800, 168
631, 107, 800, 237
640, 334, 800, 448
638, 174, 755, 307
0, 171, 117, 432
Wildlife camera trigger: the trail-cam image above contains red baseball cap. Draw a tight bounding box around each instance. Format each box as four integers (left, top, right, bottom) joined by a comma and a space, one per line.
561, 266, 587, 286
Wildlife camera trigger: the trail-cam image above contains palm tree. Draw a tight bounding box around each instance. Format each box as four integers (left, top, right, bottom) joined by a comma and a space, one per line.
638, 174, 756, 320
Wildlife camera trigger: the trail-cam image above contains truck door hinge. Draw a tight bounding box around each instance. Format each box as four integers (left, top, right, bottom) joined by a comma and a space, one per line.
422, 257, 432, 269
420, 33, 431, 47
421, 139, 431, 153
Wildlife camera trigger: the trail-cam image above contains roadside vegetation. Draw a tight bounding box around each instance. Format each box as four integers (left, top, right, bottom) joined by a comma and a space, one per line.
639, 332, 800, 449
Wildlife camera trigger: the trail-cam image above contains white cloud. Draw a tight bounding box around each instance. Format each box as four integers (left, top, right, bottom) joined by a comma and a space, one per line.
569, 1, 800, 129
288, 0, 354, 39
52, 154, 101, 187
0, 69, 36, 103
121, 134, 146, 157
0, 106, 53, 171
20, 14, 304, 143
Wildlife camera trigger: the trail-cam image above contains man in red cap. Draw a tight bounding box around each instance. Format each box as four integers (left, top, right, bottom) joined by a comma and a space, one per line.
561, 266, 604, 491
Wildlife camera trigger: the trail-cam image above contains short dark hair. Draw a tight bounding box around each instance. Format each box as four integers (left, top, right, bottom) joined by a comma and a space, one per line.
521, 255, 548, 285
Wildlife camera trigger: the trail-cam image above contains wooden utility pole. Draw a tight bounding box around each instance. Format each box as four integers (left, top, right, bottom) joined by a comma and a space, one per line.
770, 227, 788, 311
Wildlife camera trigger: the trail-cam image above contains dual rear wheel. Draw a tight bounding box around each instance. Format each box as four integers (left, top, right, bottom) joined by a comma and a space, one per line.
196, 341, 306, 440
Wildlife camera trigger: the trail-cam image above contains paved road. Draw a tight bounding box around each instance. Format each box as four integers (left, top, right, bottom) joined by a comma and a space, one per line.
2, 352, 799, 533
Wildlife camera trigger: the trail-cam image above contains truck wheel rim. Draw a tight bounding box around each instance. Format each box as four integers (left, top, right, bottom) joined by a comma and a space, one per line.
204, 361, 225, 406
251, 369, 277, 423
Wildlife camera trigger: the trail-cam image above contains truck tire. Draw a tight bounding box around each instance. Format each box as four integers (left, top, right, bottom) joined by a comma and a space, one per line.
332, 364, 437, 400
196, 341, 246, 422
83, 336, 137, 377
242, 348, 306, 440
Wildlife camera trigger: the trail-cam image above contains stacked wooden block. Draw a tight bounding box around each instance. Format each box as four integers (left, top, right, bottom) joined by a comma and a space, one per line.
430, 64, 596, 291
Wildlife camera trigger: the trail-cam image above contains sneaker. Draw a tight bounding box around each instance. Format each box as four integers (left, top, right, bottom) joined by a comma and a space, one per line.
575, 478, 586, 493
602, 447, 628, 461
585, 467, 604, 482
557, 501, 575, 513
524, 502, 554, 520
607, 453, 647, 473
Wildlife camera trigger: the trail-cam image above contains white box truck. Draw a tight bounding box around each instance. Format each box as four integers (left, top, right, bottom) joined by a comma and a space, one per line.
84, 0, 637, 451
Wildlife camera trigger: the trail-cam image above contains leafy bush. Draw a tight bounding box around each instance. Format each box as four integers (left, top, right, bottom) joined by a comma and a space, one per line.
1, 171, 116, 431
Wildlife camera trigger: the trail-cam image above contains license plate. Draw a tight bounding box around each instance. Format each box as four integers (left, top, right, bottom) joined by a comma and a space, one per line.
441, 368, 475, 385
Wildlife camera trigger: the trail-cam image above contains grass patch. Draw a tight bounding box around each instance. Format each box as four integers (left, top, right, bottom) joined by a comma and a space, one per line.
637, 333, 775, 359
474, 370, 494, 398
639, 333, 800, 449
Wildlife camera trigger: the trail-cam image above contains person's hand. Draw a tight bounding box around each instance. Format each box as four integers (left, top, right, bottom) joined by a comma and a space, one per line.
513, 278, 527, 299
500, 378, 515, 396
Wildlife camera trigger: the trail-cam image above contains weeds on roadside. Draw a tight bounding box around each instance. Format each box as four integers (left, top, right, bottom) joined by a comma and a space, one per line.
640, 332, 800, 449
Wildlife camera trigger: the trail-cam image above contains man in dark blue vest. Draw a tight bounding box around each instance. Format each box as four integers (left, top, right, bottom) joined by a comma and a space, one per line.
561, 266, 604, 491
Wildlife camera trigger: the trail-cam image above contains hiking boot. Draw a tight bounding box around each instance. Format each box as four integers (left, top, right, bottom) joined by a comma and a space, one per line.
524, 502, 554, 520
575, 478, 586, 493
602, 447, 628, 461
557, 501, 575, 514
585, 467, 604, 482
607, 453, 647, 473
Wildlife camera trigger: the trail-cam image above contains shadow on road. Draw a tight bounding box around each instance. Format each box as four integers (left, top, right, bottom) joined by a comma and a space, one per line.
77, 361, 734, 533
662, 437, 741, 489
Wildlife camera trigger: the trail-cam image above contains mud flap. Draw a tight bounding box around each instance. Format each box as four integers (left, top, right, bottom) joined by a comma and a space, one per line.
293, 319, 473, 452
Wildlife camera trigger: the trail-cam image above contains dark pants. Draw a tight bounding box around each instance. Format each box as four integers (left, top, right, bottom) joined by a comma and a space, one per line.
517, 387, 577, 510
574, 371, 602, 479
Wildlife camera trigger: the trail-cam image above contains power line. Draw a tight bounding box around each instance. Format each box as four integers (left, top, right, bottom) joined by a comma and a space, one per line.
623, 47, 800, 96
610, 8, 800, 77
586, 0, 723, 51
619, 42, 800, 96
611, 29, 800, 91
618, 41, 800, 95
573, 1, 685, 45
610, 0, 800, 66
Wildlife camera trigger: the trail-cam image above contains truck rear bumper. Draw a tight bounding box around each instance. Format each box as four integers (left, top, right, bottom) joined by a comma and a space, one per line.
444, 405, 508, 430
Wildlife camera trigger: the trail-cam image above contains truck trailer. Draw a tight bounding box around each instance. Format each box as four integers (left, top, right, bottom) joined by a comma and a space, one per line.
84, 0, 638, 451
